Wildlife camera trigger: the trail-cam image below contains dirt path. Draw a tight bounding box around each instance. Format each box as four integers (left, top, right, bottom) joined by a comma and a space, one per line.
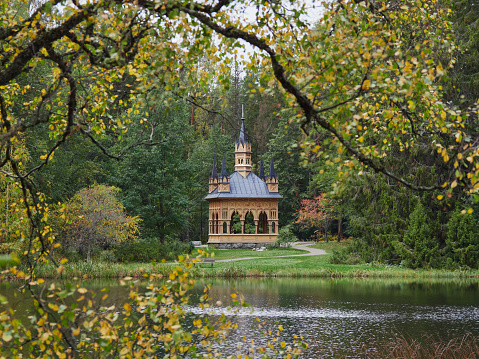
214, 242, 327, 263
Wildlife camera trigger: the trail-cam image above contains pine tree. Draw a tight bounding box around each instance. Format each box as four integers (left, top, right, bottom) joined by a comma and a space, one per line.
446, 209, 479, 268
401, 202, 438, 268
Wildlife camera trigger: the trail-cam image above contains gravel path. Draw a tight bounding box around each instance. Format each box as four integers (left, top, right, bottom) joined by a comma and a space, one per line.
214, 242, 327, 263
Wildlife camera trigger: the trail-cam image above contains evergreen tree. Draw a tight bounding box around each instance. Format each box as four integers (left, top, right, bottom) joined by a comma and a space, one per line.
400, 202, 439, 268
446, 209, 479, 268
114, 101, 192, 243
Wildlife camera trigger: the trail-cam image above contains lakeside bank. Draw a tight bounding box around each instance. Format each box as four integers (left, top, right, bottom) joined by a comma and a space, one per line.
2, 242, 479, 280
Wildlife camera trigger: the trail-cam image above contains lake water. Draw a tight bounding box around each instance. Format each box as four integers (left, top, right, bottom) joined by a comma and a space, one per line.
189, 278, 479, 357
1, 277, 478, 357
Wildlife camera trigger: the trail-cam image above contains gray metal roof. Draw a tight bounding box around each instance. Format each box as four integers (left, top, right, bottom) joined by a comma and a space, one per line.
204, 172, 283, 200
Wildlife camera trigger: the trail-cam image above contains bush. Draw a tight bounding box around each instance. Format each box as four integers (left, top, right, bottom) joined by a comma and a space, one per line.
275, 225, 298, 248
329, 244, 365, 265
114, 238, 194, 262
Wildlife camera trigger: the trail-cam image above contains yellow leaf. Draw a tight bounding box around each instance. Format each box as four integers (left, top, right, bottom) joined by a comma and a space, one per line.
362, 79, 370, 90
468, 208, 474, 214
77, 288, 88, 294
2, 332, 12, 342
436, 63, 444, 76
451, 180, 457, 189
437, 195, 443, 200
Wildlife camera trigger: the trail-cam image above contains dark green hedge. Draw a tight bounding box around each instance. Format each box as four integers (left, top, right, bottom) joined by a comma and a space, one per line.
114, 239, 194, 262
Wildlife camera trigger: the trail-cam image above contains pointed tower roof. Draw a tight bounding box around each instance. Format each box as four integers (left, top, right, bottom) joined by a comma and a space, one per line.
268, 153, 277, 180
210, 154, 218, 179
236, 118, 250, 146
220, 153, 228, 177
258, 154, 265, 180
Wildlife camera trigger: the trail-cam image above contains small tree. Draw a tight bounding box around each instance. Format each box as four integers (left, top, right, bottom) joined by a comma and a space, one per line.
57, 185, 141, 261
295, 194, 336, 242
446, 209, 479, 268
276, 225, 298, 247
398, 202, 438, 268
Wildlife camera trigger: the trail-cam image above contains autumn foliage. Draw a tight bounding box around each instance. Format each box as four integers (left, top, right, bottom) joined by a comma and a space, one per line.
295, 194, 336, 241
55, 185, 141, 261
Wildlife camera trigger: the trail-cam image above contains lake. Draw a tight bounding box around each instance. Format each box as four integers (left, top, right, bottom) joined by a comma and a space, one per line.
189, 277, 479, 357
1, 277, 478, 357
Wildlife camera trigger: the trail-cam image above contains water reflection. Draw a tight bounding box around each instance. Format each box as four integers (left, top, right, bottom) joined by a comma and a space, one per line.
1, 277, 478, 358
190, 278, 479, 358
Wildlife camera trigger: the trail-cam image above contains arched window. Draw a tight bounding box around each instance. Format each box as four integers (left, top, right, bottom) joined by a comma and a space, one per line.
244, 211, 255, 234
223, 222, 227, 234
258, 211, 268, 234
212, 213, 214, 234
230, 211, 241, 234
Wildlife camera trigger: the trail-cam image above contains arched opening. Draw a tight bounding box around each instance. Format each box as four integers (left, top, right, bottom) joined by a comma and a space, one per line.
230, 211, 241, 234
258, 211, 268, 234
223, 221, 227, 234
244, 211, 255, 234
210, 213, 214, 234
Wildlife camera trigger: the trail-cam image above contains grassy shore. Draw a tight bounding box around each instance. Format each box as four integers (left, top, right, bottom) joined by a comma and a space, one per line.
3, 241, 479, 280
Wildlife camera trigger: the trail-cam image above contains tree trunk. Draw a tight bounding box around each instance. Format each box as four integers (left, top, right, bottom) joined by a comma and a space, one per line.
338, 214, 343, 242
87, 242, 91, 262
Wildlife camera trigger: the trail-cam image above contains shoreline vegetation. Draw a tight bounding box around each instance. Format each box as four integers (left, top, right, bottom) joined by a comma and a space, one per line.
2, 242, 479, 281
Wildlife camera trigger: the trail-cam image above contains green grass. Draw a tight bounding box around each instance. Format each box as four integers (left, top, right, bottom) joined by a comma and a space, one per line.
2, 240, 479, 280
188, 241, 479, 279
193, 247, 308, 260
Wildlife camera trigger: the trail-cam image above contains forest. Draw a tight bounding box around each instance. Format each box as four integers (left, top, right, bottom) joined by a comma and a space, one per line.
1, 0, 479, 272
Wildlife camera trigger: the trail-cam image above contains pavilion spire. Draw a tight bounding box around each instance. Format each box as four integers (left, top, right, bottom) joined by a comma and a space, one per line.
220, 152, 228, 177
237, 118, 249, 146
210, 154, 218, 179
258, 154, 265, 180
268, 153, 277, 180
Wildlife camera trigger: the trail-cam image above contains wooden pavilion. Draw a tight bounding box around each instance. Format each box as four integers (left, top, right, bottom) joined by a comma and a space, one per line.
205, 117, 282, 248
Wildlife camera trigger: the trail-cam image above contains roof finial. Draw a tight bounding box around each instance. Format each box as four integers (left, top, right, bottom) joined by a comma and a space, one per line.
241, 104, 244, 119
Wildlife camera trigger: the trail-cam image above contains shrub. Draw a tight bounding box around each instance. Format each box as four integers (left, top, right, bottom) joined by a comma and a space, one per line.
114, 238, 194, 262
276, 225, 298, 248
330, 249, 364, 265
